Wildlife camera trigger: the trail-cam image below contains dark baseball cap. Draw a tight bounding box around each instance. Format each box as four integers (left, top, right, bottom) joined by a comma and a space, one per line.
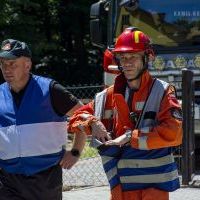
0, 39, 32, 59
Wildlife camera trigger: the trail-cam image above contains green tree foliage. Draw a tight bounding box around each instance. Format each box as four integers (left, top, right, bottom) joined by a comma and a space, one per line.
0, 0, 103, 85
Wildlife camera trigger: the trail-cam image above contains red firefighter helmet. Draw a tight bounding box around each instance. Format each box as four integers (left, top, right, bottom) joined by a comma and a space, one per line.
113, 27, 154, 56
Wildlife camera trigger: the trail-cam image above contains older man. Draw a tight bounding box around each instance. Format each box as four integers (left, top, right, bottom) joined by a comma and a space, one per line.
0, 39, 86, 200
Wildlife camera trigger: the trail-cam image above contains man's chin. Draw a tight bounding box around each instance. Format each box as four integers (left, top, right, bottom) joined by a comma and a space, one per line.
4, 78, 14, 83
124, 69, 145, 81
125, 75, 138, 81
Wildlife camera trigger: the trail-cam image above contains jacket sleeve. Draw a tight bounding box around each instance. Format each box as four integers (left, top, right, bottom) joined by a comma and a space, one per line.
68, 101, 97, 135
131, 85, 183, 150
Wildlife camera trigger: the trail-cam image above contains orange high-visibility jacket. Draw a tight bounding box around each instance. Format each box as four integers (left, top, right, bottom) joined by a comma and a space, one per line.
68, 70, 182, 150
68, 71, 183, 195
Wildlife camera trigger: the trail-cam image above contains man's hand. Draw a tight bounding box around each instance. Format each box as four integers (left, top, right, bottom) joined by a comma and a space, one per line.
91, 121, 112, 143
59, 151, 79, 169
105, 134, 130, 146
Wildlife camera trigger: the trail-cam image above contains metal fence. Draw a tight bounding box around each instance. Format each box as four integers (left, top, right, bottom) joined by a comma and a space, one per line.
63, 85, 107, 190
66, 85, 104, 104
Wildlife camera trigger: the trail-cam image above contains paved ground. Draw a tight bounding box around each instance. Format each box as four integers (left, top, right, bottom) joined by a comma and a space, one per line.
62, 157, 200, 200
63, 185, 200, 200
63, 186, 109, 200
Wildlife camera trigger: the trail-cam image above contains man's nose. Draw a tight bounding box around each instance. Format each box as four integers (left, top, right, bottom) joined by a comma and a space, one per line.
123, 63, 132, 68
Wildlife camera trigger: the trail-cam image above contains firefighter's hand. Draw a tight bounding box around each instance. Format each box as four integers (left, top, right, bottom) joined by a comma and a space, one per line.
91, 120, 112, 143
59, 151, 79, 169
105, 134, 129, 146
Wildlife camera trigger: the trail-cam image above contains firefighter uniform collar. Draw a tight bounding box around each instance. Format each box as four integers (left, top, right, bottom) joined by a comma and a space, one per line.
113, 71, 153, 95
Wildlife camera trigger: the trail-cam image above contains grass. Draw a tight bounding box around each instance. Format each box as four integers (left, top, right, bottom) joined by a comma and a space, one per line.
80, 141, 99, 159
67, 135, 99, 159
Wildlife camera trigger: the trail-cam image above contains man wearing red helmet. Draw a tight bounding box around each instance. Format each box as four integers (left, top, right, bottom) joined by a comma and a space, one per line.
68, 28, 182, 200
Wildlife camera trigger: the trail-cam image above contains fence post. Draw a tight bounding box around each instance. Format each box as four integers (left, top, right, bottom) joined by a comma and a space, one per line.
181, 69, 194, 185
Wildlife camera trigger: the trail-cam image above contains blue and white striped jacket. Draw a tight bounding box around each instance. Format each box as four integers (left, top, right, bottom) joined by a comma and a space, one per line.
0, 75, 67, 175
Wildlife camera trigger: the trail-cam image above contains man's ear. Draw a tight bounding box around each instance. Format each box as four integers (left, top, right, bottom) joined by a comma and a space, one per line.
24, 58, 32, 71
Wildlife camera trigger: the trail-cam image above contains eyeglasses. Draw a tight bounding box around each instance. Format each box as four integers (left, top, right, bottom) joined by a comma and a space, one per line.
115, 53, 143, 63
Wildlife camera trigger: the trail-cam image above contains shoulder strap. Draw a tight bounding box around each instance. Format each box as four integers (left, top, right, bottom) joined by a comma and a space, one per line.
136, 78, 169, 128
94, 86, 114, 120
94, 89, 107, 120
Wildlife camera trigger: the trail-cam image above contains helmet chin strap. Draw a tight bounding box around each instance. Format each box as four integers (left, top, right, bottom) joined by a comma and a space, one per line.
113, 56, 124, 72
